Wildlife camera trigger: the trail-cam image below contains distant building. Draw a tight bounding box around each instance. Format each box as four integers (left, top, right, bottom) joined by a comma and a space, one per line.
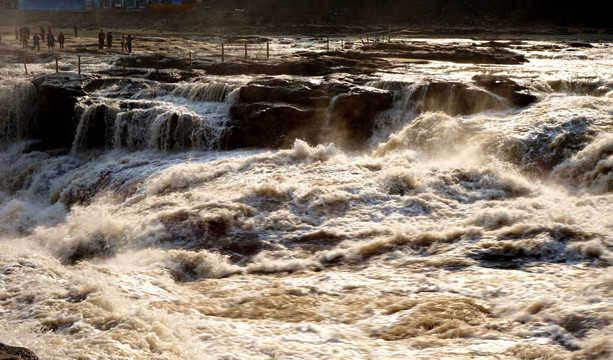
18, 0, 85, 10
99, 0, 186, 9
15, 0, 194, 10
1, 0, 18, 8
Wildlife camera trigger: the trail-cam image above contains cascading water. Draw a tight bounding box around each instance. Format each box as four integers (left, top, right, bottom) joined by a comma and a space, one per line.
171, 81, 233, 102
0, 81, 38, 142
71, 102, 120, 153
1, 35, 613, 360
68, 80, 240, 153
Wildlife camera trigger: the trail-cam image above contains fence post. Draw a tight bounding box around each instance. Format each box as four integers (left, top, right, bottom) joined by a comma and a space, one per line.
366, 34, 369, 44
155, 52, 159, 72
189, 51, 192, 71
23, 58, 28, 75
77, 55, 81, 75
326, 37, 329, 51
55, 54, 58, 73
221, 43, 225, 62
266, 40, 269, 58
244, 42, 247, 59
341, 39, 344, 51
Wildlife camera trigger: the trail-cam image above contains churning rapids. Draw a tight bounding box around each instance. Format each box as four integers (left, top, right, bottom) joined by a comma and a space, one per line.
1, 34, 613, 359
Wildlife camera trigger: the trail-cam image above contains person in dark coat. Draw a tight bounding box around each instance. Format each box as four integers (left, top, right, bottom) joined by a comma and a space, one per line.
47, 32, 55, 50
107, 32, 112, 48
126, 34, 134, 53
32, 34, 40, 51
98, 29, 105, 50
39, 26, 45, 41
58, 32, 65, 49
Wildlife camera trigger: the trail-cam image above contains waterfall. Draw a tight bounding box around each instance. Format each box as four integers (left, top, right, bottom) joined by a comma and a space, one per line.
171, 82, 235, 102
0, 82, 38, 143
71, 102, 120, 154
367, 81, 427, 145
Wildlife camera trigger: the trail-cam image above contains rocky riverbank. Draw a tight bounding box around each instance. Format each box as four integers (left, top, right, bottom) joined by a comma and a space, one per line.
10, 39, 540, 152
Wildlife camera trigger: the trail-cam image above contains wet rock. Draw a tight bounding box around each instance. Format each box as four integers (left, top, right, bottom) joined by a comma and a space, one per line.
566, 42, 594, 48
414, 82, 504, 116
329, 87, 393, 149
364, 42, 527, 64
32, 73, 93, 149
204, 54, 391, 76
473, 40, 526, 48
145, 70, 197, 83
102, 56, 199, 82
118, 53, 190, 70
224, 78, 392, 149
472, 74, 538, 107
82, 77, 151, 98
228, 104, 322, 148
237, 78, 349, 108
114, 51, 390, 77
0, 343, 39, 360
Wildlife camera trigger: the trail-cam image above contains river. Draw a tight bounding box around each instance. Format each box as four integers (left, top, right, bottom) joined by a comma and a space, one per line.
1, 34, 612, 359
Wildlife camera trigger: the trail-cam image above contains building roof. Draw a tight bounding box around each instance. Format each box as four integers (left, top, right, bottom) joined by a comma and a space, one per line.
18, 0, 85, 10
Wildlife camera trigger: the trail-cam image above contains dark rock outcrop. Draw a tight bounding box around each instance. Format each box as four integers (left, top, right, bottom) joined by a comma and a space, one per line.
329, 87, 393, 148
363, 42, 527, 65
112, 52, 391, 77
204, 54, 391, 76
472, 75, 538, 107
0, 343, 39, 360
236, 79, 352, 107
566, 42, 594, 48
32, 73, 92, 149
225, 79, 393, 150
414, 82, 504, 116
229, 104, 322, 148
396, 76, 537, 117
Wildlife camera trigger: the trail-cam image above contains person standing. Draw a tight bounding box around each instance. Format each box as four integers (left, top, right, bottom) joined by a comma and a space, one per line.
106, 31, 112, 48
98, 29, 105, 50
32, 34, 40, 51
39, 26, 45, 41
21, 32, 28, 49
126, 34, 134, 53
47, 31, 55, 50
58, 32, 65, 49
